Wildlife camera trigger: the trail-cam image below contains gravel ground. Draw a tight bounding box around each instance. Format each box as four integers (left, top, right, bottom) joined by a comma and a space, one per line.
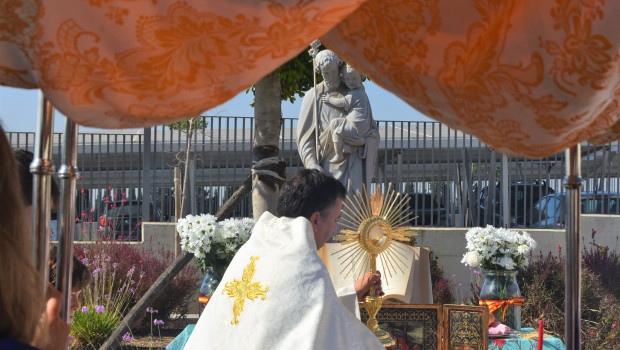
119, 328, 183, 350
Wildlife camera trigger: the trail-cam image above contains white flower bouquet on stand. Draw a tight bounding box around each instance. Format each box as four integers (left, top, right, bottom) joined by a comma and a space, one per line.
461, 225, 537, 271
461, 225, 537, 330
177, 214, 255, 276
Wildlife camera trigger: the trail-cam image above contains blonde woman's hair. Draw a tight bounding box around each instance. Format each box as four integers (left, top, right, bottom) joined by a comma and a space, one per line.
0, 124, 44, 342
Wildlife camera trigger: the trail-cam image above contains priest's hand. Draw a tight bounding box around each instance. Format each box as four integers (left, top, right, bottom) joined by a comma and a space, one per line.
354, 271, 384, 302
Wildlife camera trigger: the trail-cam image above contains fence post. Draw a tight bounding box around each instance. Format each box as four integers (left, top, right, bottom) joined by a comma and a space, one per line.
501, 154, 510, 227
174, 166, 181, 256
487, 150, 497, 226
189, 158, 196, 215
142, 127, 152, 237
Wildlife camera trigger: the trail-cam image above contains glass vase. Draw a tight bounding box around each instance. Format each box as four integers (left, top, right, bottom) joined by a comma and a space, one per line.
479, 270, 522, 330
200, 266, 222, 298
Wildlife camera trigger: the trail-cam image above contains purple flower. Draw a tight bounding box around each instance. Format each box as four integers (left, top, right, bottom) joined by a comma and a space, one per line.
154, 319, 165, 326
127, 266, 135, 277
95, 305, 105, 313
122, 332, 134, 342
81, 306, 88, 312
81, 258, 90, 264
92, 268, 102, 276
146, 307, 158, 314
104, 294, 111, 300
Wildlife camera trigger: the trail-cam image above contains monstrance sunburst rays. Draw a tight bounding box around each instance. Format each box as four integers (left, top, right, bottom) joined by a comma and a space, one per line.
331, 184, 416, 287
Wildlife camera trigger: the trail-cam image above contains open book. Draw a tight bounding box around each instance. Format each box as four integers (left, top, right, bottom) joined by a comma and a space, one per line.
320, 242, 433, 304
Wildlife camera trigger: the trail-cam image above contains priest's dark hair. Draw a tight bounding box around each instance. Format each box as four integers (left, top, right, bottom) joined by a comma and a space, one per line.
277, 168, 346, 220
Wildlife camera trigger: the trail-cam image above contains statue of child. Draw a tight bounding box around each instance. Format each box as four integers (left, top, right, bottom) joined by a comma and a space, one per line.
322, 64, 374, 163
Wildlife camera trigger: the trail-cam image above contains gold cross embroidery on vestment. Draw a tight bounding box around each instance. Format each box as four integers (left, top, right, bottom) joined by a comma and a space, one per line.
222, 256, 269, 325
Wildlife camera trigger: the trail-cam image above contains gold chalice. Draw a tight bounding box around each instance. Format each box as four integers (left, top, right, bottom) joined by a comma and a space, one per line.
332, 185, 416, 347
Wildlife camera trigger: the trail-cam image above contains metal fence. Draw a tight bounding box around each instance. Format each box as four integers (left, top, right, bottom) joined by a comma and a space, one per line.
8, 116, 620, 240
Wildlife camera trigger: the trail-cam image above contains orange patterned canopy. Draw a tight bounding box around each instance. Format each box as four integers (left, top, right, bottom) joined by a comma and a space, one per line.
1, 0, 619, 158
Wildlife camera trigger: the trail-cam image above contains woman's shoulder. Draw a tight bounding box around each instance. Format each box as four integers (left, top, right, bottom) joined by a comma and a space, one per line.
0, 339, 39, 350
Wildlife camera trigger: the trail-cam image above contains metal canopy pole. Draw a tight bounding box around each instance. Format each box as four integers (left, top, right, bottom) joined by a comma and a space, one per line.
31, 93, 55, 291
56, 118, 79, 321
564, 144, 583, 350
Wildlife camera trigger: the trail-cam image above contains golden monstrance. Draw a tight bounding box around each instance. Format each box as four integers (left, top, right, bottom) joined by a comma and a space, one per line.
332, 185, 416, 347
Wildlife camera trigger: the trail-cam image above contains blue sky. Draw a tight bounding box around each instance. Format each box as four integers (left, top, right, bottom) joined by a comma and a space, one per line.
0, 81, 431, 132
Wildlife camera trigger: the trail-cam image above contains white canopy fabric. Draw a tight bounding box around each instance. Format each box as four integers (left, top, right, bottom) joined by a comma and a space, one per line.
1, 0, 620, 158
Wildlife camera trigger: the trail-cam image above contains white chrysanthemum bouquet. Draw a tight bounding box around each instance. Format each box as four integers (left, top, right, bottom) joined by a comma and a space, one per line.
177, 214, 255, 275
461, 225, 537, 271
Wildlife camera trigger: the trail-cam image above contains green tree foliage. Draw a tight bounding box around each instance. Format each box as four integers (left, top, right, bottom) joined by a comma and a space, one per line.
247, 44, 327, 106
277, 45, 321, 103
167, 118, 208, 131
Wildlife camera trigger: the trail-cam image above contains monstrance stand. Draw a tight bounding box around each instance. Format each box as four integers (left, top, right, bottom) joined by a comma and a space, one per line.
332, 185, 416, 347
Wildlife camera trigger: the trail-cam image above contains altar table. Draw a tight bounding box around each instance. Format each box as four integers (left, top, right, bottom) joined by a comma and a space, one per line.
488, 328, 565, 350
166, 325, 565, 350
166, 324, 195, 350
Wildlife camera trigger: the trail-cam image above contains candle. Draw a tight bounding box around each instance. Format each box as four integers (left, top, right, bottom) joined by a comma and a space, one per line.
538, 319, 544, 350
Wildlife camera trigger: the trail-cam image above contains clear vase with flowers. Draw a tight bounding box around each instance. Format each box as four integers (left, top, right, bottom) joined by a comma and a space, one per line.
177, 214, 255, 298
461, 225, 537, 330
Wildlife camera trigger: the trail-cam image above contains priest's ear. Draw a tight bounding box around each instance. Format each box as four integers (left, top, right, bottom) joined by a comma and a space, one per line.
309, 211, 321, 232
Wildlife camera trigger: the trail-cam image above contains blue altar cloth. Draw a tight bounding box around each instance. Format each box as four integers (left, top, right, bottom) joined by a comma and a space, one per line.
488, 328, 565, 350
165, 325, 565, 350
166, 324, 195, 350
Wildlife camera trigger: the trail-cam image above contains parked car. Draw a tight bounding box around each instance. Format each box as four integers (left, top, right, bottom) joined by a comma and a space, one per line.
525, 192, 619, 228
405, 193, 450, 226
99, 200, 162, 241
477, 182, 555, 227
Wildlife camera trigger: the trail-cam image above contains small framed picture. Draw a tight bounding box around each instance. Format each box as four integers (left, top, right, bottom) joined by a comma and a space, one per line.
360, 304, 442, 350
442, 304, 489, 350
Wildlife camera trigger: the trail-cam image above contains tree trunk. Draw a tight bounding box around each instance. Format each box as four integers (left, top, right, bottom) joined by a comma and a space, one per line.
252, 70, 286, 219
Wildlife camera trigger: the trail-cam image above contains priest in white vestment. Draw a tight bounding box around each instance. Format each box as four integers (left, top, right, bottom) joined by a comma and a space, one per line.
184, 169, 383, 350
